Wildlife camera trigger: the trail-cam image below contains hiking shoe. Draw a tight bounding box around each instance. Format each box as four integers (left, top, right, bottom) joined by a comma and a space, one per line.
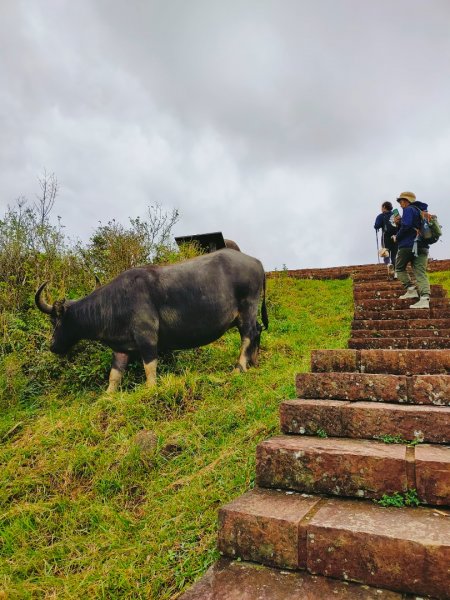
410, 296, 430, 309
399, 287, 418, 299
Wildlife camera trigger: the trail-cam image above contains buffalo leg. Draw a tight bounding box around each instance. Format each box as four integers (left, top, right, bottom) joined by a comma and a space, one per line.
235, 311, 260, 372
135, 337, 158, 387
235, 336, 251, 372
107, 352, 129, 393
143, 358, 158, 387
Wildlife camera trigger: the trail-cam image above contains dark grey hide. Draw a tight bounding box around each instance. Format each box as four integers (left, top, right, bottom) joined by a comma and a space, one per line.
35, 249, 268, 392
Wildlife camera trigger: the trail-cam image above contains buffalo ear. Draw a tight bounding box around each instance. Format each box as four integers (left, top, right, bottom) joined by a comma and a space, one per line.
53, 299, 66, 318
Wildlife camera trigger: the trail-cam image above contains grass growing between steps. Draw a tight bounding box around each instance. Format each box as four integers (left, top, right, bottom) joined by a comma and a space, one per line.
429, 269, 450, 296
0, 276, 352, 599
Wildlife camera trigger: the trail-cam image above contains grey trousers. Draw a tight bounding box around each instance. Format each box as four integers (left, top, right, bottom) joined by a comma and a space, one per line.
395, 247, 430, 297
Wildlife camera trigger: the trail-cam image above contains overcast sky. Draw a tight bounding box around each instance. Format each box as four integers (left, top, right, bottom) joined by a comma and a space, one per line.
1, 1, 449, 270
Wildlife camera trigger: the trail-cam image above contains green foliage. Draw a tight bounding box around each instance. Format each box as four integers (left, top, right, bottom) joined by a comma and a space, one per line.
377, 489, 420, 508
79, 203, 180, 280
375, 434, 406, 444
429, 270, 450, 296
316, 428, 328, 438
375, 433, 423, 446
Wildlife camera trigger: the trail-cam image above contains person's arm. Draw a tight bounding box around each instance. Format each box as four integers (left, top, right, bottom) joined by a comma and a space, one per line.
374, 214, 384, 230
394, 206, 415, 243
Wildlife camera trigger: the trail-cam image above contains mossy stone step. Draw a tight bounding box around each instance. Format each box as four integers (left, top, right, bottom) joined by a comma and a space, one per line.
354, 284, 445, 300
280, 399, 450, 443
349, 337, 450, 349
355, 298, 449, 311
217, 489, 450, 597
179, 558, 404, 599
311, 348, 450, 375
296, 372, 450, 405
255, 435, 450, 504
352, 328, 450, 338
354, 308, 450, 320
352, 318, 450, 329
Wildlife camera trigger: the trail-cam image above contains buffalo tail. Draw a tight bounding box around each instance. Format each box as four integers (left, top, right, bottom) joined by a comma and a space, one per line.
261, 275, 269, 330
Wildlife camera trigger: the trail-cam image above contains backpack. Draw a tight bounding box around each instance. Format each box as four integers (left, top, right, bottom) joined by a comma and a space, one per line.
412, 205, 443, 245
382, 212, 398, 243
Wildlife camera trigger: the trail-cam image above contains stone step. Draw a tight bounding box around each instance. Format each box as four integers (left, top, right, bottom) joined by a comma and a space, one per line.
352, 318, 450, 330
267, 258, 450, 281
353, 273, 398, 282
352, 328, 450, 338
311, 349, 450, 375
255, 436, 450, 504
349, 337, 450, 350
280, 399, 450, 443
296, 372, 450, 405
353, 281, 405, 291
355, 298, 449, 311
218, 489, 450, 597
178, 558, 405, 600
354, 285, 445, 300
354, 308, 450, 320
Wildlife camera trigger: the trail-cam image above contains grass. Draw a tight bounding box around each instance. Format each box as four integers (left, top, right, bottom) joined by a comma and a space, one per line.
0, 275, 353, 599
429, 269, 450, 296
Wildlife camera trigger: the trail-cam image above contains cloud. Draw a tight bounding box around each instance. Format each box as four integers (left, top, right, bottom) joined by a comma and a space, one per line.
1, 0, 449, 270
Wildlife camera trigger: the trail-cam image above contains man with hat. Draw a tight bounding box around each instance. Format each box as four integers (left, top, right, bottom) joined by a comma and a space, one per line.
392, 191, 431, 309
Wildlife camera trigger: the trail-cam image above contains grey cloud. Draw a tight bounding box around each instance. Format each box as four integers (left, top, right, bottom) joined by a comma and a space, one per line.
1, 0, 449, 270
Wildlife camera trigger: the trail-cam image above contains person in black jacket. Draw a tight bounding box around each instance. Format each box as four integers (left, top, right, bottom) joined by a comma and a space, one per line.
374, 201, 398, 271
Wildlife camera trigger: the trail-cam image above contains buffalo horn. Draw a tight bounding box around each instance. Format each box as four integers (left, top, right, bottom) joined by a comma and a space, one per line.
35, 282, 53, 314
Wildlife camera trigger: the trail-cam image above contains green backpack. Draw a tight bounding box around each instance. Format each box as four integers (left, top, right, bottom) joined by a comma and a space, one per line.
412, 205, 443, 244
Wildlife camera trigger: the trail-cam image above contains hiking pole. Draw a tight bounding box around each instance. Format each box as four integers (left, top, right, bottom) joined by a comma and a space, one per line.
375, 230, 380, 263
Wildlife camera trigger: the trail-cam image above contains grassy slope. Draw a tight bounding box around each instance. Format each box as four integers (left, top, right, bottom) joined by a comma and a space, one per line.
0, 272, 448, 599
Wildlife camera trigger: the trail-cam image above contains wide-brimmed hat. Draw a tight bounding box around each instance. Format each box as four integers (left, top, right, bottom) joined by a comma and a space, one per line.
397, 191, 416, 203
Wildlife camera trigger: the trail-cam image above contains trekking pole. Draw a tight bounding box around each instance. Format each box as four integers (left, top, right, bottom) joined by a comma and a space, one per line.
375, 230, 380, 263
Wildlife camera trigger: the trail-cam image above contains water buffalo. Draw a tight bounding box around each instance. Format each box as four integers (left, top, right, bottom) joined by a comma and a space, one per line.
35, 249, 268, 392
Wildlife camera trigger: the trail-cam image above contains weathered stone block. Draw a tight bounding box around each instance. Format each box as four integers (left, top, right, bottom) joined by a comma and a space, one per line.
310, 349, 357, 373
360, 349, 450, 375
296, 373, 407, 402
280, 399, 349, 436
354, 308, 450, 320
352, 328, 450, 338
415, 445, 450, 506
352, 318, 450, 330
218, 488, 320, 569
353, 285, 444, 300
354, 298, 449, 311
256, 436, 408, 500
311, 349, 450, 375
179, 558, 404, 599
307, 499, 450, 598
343, 401, 450, 444
411, 374, 450, 405
349, 337, 450, 350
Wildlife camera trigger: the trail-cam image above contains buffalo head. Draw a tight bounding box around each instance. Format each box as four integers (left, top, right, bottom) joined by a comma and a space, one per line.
35, 282, 77, 354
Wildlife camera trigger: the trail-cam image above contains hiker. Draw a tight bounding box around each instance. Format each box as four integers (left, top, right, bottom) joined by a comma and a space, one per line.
374, 201, 398, 271
392, 191, 431, 309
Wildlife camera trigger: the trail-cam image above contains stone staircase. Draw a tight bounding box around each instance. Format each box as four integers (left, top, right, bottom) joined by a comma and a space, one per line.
181, 269, 450, 599
268, 259, 450, 281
